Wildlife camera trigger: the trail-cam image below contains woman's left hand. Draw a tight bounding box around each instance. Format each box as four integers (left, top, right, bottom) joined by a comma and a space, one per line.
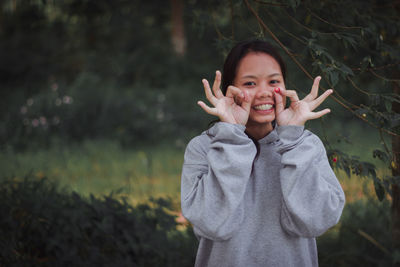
274, 76, 333, 126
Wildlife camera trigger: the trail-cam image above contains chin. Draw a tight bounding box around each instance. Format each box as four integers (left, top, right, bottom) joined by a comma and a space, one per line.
247, 115, 275, 126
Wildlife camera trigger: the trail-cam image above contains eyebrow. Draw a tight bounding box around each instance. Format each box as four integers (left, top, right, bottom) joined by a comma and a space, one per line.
268, 73, 282, 78
239, 73, 282, 79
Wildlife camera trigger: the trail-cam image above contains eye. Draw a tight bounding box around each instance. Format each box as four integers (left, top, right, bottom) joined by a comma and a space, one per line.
243, 81, 256, 87
270, 80, 280, 85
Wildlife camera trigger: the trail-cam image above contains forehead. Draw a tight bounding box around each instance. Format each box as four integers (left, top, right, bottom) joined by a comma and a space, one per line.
236, 52, 282, 77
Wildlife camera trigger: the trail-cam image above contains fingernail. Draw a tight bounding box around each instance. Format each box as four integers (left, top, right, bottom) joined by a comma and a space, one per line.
274, 87, 280, 93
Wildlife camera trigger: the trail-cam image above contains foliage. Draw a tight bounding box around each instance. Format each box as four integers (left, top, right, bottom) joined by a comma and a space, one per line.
5, 71, 208, 149
0, 176, 197, 267
0, 174, 397, 266
188, 0, 400, 201
0, 0, 221, 149
328, 149, 392, 201
318, 199, 398, 266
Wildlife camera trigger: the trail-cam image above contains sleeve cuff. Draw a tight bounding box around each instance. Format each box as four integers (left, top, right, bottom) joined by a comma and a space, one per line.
212, 122, 246, 139
276, 125, 304, 143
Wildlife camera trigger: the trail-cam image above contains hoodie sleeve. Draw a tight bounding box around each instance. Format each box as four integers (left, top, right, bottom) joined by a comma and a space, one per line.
277, 125, 345, 238
181, 122, 257, 241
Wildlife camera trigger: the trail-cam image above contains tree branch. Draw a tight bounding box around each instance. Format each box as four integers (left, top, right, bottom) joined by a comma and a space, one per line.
263, 8, 306, 45
253, 0, 287, 7
306, 6, 363, 30
244, 0, 400, 137
283, 8, 342, 35
370, 68, 400, 83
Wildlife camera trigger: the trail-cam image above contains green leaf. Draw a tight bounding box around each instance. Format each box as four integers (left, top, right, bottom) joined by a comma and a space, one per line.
372, 149, 390, 163
368, 94, 380, 106
329, 71, 339, 87
373, 179, 385, 201
287, 0, 301, 9
339, 63, 354, 76
311, 30, 317, 38
384, 99, 392, 112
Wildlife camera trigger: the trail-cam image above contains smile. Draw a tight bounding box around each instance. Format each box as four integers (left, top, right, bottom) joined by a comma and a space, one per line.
253, 104, 273, 110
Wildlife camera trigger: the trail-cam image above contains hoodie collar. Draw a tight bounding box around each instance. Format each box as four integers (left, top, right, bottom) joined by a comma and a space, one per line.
257, 127, 279, 144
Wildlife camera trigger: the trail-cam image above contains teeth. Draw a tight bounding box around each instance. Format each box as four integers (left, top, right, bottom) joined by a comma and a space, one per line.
254, 104, 273, 110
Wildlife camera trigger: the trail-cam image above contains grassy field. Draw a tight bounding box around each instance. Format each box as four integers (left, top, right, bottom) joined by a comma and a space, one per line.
0, 117, 393, 206
0, 120, 394, 265
0, 139, 185, 205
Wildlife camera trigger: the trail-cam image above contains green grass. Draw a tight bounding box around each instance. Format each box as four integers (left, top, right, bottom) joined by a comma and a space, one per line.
0, 139, 185, 204
0, 120, 395, 266
0, 118, 392, 205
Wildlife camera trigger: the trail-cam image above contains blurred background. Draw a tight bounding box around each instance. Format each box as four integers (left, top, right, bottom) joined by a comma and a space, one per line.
0, 0, 399, 266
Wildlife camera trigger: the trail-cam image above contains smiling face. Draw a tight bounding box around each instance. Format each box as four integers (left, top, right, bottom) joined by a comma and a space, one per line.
233, 52, 285, 130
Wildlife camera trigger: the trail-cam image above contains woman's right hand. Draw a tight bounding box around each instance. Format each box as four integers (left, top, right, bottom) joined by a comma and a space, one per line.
197, 70, 252, 126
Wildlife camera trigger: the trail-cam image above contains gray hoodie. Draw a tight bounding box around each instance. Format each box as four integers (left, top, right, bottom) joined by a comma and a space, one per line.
181, 122, 345, 267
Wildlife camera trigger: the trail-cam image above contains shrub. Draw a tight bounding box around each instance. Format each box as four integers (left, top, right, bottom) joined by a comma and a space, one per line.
3, 71, 210, 150
317, 198, 397, 266
0, 176, 197, 267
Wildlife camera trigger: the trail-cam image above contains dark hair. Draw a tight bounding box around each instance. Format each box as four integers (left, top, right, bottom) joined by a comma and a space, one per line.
221, 40, 286, 95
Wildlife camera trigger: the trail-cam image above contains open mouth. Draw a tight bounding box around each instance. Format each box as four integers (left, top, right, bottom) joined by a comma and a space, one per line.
253, 104, 274, 111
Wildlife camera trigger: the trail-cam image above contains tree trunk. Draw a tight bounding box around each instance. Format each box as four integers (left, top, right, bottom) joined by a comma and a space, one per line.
393, 77, 400, 249
170, 0, 186, 56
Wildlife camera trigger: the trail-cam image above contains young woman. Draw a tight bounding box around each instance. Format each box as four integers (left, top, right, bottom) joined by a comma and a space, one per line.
181, 40, 345, 267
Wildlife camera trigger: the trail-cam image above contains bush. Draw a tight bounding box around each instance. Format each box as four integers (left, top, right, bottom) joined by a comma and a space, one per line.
317, 198, 398, 266
3, 71, 211, 150
0, 176, 197, 266
4, 175, 398, 267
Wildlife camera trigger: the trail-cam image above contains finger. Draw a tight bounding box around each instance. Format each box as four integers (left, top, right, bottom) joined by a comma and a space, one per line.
274, 87, 287, 108
230, 86, 245, 105
310, 89, 333, 110
274, 89, 285, 114
241, 90, 252, 112
308, 108, 331, 120
197, 101, 218, 116
226, 85, 244, 99
212, 70, 224, 98
304, 76, 321, 102
202, 79, 218, 106
280, 88, 300, 104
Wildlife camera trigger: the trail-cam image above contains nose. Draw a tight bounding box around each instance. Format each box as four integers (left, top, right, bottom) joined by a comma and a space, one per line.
255, 82, 273, 98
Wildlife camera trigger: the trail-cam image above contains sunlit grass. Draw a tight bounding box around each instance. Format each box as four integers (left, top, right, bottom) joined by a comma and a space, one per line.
336, 168, 391, 203
0, 132, 391, 206
0, 139, 184, 205
1, 128, 393, 264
